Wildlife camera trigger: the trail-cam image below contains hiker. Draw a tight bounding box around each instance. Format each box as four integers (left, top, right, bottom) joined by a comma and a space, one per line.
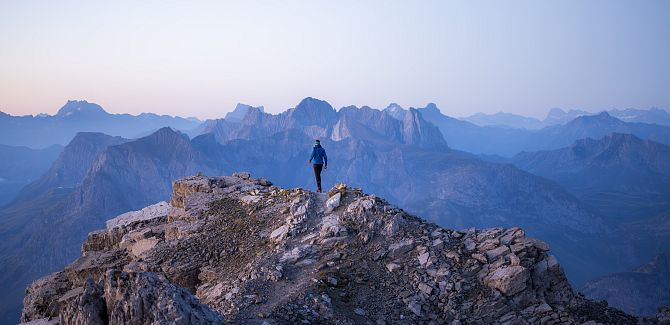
308, 139, 328, 193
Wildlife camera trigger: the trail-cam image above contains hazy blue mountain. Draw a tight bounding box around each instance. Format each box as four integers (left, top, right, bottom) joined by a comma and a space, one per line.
543, 108, 590, 125
0, 100, 201, 148
224, 103, 265, 122
529, 112, 670, 151
608, 107, 670, 126
0, 144, 62, 206
9, 133, 128, 205
463, 112, 545, 129
460, 107, 670, 130
512, 133, 670, 221
417, 104, 532, 156
581, 251, 670, 316
420, 105, 670, 156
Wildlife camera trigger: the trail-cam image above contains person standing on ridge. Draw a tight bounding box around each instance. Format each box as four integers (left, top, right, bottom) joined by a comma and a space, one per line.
308, 139, 328, 193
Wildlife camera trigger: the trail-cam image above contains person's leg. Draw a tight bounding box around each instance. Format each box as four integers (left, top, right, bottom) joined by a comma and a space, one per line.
313, 164, 323, 191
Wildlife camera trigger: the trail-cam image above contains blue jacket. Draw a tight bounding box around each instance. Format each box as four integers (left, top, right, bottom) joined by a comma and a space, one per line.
309, 145, 328, 165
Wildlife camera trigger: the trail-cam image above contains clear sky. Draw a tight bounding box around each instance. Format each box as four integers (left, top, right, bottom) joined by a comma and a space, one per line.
1, 0, 669, 119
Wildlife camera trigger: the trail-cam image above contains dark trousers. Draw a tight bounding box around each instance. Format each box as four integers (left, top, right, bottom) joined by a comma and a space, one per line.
312, 164, 323, 190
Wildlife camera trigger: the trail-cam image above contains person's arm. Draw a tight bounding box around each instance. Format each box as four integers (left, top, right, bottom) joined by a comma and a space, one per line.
323, 149, 328, 168
308, 148, 315, 163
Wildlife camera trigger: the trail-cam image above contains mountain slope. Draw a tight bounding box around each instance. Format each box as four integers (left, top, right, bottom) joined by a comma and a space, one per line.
0, 128, 226, 324
20, 174, 643, 324
0, 144, 62, 206
9, 133, 128, 205
512, 133, 670, 220
581, 252, 670, 316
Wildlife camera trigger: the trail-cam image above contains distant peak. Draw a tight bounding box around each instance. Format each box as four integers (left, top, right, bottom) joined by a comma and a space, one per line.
384, 103, 404, 111
422, 103, 440, 113
234, 103, 264, 112
139, 127, 190, 144
225, 103, 264, 122
153, 126, 179, 136
295, 97, 334, 111
548, 107, 566, 115
383, 103, 406, 120
56, 100, 107, 117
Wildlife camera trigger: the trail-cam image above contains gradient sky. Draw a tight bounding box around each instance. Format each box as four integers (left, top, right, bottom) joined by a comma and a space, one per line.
1, 0, 669, 119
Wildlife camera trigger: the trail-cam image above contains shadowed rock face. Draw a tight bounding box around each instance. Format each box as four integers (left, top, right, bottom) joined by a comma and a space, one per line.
20, 173, 652, 324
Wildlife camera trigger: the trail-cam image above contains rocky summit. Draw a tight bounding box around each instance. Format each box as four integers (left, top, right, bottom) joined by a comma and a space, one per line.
20, 173, 667, 324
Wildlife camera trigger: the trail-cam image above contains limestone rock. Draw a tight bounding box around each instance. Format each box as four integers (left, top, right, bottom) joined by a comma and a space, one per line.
486, 266, 529, 296
105, 201, 170, 229
325, 192, 341, 212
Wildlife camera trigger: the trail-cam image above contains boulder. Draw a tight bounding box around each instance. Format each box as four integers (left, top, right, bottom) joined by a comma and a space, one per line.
486, 266, 529, 296
325, 192, 342, 212
106, 201, 170, 229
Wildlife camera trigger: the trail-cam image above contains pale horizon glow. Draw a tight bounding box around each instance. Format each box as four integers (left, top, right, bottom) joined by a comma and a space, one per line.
1, 0, 669, 119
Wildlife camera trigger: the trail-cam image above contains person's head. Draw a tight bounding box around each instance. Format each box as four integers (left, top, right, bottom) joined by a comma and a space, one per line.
314, 139, 321, 147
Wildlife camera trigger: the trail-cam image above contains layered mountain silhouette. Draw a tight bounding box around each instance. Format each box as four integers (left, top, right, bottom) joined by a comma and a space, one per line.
416, 104, 670, 156
1, 97, 668, 322
0, 100, 200, 148
463, 111, 545, 129
0, 144, 62, 206
512, 133, 670, 220
463, 107, 670, 130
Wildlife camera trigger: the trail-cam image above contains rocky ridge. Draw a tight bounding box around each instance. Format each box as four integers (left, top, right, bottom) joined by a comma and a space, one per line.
21, 173, 665, 324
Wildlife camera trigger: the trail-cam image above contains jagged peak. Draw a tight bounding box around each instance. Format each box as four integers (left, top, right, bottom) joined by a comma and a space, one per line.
234, 103, 264, 112
225, 103, 265, 123
384, 103, 405, 111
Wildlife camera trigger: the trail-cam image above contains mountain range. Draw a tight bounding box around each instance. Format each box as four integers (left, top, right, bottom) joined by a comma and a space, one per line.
463, 107, 670, 130
0, 100, 201, 148
419, 105, 670, 157
512, 133, 670, 221
1, 97, 669, 323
